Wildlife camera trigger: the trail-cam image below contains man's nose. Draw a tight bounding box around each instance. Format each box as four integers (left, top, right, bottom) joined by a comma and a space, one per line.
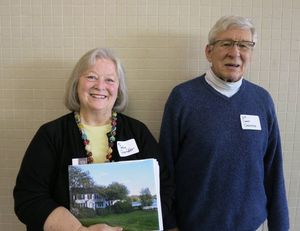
228, 42, 241, 56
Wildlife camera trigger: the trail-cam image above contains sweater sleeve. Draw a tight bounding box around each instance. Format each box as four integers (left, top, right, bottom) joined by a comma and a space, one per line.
159, 88, 184, 229
159, 88, 182, 176
14, 125, 61, 230
264, 109, 289, 231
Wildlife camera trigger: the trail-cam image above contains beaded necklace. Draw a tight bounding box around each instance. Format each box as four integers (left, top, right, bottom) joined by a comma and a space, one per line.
74, 110, 117, 163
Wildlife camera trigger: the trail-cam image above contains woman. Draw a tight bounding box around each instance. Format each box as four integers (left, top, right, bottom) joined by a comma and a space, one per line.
14, 47, 175, 231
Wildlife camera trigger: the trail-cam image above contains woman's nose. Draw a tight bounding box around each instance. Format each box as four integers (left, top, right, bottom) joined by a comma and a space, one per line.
93, 78, 105, 90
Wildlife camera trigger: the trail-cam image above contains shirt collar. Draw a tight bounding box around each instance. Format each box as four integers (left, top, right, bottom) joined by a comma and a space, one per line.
205, 68, 243, 97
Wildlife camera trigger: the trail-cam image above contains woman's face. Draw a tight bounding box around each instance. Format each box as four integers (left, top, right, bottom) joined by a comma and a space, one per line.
77, 58, 119, 115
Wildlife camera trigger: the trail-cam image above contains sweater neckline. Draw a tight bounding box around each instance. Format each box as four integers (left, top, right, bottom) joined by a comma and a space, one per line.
201, 73, 245, 102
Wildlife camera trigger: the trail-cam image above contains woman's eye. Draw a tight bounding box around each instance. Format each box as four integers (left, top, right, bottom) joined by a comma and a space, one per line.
87, 76, 97, 81
106, 76, 116, 82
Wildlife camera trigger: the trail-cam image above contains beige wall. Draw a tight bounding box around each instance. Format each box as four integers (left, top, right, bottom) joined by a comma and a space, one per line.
0, 0, 299, 230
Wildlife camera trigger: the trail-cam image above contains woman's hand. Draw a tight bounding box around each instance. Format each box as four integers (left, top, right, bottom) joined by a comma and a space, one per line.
85, 224, 123, 231
44, 207, 122, 231
167, 228, 180, 231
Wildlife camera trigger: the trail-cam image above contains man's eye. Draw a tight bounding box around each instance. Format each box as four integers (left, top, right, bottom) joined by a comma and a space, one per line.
221, 42, 231, 47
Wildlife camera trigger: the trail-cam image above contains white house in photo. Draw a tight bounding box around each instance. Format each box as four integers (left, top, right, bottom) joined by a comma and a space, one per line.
71, 188, 107, 210
71, 188, 121, 210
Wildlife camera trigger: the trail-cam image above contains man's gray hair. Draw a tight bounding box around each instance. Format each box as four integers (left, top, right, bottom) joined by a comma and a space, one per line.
208, 15, 258, 45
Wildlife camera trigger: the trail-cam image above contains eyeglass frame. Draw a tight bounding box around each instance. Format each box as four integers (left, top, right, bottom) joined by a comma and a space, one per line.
210, 39, 256, 51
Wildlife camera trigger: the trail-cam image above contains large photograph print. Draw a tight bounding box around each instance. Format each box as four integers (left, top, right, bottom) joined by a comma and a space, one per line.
68, 159, 163, 231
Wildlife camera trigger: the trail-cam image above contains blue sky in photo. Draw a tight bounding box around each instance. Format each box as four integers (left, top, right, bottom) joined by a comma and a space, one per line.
73, 159, 158, 196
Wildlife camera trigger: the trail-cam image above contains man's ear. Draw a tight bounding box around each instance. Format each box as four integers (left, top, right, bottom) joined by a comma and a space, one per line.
205, 44, 212, 62
249, 50, 253, 62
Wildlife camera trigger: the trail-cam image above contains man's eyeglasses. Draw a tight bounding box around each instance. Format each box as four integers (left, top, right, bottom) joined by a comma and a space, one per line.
210, 40, 255, 51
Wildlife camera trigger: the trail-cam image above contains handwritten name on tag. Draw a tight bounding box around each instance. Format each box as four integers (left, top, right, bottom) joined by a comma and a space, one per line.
117, 139, 139, 157
240, 115, 261, 130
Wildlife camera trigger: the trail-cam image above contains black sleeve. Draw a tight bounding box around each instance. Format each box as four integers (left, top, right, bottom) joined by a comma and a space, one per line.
13, 125, 61, 230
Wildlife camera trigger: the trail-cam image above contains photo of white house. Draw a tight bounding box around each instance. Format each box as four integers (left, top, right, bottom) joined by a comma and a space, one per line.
68, 159, 163, 231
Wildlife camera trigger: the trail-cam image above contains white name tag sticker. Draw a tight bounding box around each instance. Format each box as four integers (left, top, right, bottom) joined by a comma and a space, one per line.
72, 158, 87, 166
240, 115, 261, 130
117, 139, 139, 157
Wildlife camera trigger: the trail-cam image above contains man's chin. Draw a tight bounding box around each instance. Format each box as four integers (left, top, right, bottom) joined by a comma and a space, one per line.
219, 75, 242, 82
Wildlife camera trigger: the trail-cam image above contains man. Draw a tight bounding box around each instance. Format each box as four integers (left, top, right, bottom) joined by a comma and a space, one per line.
159, 15, 289, 231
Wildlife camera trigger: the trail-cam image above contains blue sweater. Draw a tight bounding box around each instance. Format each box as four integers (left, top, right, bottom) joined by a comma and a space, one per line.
159, 74, 289, 231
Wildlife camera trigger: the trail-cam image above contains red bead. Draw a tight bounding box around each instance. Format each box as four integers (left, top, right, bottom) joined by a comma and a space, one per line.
106, 154, 112, 159
83, 139, 90, 145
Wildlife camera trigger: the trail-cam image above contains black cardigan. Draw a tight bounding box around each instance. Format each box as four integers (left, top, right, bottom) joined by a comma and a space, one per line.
14, 112, 175, 230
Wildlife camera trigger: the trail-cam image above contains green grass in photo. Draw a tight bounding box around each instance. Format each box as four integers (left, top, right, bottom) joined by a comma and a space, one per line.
79, 210, 160, 231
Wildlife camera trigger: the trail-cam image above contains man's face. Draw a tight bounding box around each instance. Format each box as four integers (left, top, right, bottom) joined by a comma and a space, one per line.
205, 28, 254, 82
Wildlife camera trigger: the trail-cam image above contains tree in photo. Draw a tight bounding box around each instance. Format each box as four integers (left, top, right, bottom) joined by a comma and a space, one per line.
106, 181, 130, 206
69, 166, 97, 207
69, 166, 96, 188
140, 187, 152, 208
95, 185, 107, 199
